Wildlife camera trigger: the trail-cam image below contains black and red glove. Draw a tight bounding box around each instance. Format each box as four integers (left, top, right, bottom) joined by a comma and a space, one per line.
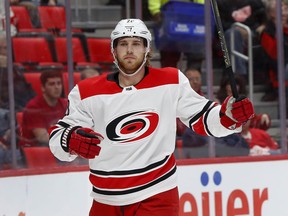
61, 127, 104, 159
220, 96, 255, 130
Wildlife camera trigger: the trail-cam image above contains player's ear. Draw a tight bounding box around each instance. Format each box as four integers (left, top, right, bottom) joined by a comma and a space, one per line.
111, 48, 117, 56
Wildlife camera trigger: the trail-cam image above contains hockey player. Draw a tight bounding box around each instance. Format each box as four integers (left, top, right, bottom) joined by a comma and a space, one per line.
49, 19, 255, 216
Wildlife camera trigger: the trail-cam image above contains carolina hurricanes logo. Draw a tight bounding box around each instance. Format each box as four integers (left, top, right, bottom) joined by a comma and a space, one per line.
106, 110, 159, 143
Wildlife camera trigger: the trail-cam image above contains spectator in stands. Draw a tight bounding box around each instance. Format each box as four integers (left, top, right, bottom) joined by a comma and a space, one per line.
0, 47, 34, 167
0, 108, 11, 169
21, 70, 67, 147
0, 134, 10, 169
241, 118, 281, 155
184, 67, 204, 96
0, 110, 23, 169
148, 0, 205, 69
0, 67, 36, 112
216, 74, 248, 104
216, 0, 267, 80
0, 2, 17, 36
259, 0, 288, 102
10, 0, 41, 28
0, 34, 7, 67
216, 74, 271, 131
80, 67, 101, 80
0, 66, 34, 169
0, 34, 6, 55
217, 0, 267, 34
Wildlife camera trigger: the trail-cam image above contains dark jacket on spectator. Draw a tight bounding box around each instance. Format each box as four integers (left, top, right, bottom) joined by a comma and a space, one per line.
217, 0, 267, 31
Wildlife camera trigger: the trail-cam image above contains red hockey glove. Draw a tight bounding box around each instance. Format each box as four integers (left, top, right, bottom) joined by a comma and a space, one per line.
220, 96, 255, 130
61, 127, 104, 159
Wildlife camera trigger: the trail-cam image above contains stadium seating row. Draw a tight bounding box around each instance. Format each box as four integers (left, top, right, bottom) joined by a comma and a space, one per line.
10, 5, 114, 71
12, 6, 71, 33
12, 36, 113, 71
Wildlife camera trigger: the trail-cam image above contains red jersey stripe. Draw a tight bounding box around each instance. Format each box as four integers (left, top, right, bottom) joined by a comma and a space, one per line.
192, 115, 208, 136
89, 155, 176, 190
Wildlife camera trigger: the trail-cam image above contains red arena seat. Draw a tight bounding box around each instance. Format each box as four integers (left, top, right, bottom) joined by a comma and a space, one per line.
11, 6, 46, 33
12, 37, 54, 69
22, 147, 57, 168
55, 37, 87, 65
11, 6, 34, 31
38, 6, 66, 30
87, 38, 114, 70
62, 72, 81, 97
23, 72, 42, 95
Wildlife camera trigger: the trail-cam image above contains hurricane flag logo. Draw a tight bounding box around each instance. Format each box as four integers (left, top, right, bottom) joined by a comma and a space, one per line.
106, 110, 159, 143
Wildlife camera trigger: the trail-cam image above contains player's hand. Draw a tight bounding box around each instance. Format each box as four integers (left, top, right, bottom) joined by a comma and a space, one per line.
62, 127, 104, 159
220, 96, 255, 130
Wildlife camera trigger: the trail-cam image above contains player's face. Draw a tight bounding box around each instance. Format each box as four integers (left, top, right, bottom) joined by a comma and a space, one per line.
114, 37, 146, 74
42, 77, 63, 99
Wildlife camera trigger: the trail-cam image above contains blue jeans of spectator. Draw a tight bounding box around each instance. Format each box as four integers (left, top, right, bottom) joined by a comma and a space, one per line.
0, 147, 22, 169
0, 147, 5, 169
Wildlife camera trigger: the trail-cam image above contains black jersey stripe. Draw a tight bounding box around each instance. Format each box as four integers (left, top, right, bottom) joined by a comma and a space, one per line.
90, 155, 170, 176
203, 106, 215, 136
49, 128, 61, 139
189, 100, 213, 127
58, 121, 71, 128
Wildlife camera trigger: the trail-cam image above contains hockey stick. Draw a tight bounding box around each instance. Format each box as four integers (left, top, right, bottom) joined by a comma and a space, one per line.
210, 0, 239, 99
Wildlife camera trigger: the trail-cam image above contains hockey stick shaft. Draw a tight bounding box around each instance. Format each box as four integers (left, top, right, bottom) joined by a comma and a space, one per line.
210, 0, 239, 99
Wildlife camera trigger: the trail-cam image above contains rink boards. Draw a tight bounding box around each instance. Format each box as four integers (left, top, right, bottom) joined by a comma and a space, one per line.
0, 155, 287, 216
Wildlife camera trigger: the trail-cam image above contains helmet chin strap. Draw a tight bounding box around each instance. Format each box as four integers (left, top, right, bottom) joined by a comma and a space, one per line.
112, 48, 149, 78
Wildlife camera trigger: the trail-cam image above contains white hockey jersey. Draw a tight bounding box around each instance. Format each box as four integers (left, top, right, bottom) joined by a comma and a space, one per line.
49, 67, 239, 206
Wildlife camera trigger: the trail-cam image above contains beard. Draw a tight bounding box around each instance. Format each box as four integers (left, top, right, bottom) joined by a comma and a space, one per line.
117, 56, 144, 74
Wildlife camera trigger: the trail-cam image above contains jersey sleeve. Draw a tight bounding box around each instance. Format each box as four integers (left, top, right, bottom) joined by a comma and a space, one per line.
48, 85, 94, 161
176, 71, 241, 137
